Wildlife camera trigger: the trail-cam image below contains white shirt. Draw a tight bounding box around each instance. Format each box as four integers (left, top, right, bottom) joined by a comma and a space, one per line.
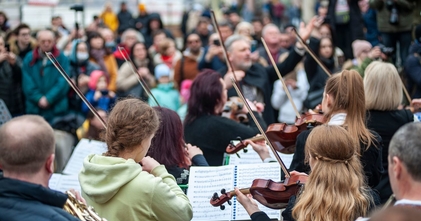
327, 113, 347, 126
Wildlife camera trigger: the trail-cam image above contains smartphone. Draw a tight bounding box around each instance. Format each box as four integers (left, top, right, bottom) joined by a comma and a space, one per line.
213, 39, 221, 46
100, 90, 109, 96
251, 40, 257, 52
5, 43, 10, 52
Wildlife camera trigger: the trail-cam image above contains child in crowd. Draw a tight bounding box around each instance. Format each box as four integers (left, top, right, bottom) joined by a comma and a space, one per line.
82, 70, 115, 114
148, 64, 180, 111
153, 38, 182, 71
177, 79, 193, 122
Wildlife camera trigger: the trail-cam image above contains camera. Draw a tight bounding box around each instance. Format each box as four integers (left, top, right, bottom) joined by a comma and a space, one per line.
386, 0, 399, 25
70, 4, 84, 12
378, 44, 394, 56
213, 39, 221, 46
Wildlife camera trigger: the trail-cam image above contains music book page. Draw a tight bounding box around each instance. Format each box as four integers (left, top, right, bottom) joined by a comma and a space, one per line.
187, 164, 281, 221
226, 141, 294, 169
49, 173, 81, 193
63, 139, 107, 175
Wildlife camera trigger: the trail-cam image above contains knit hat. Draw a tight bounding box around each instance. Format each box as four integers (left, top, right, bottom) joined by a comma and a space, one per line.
352, 40, 372, 58
138, 3, 146, 13
88, 70, 107, 90
415, 24, 421, 43
154, 64, 171, 80
180, 79, 193, 102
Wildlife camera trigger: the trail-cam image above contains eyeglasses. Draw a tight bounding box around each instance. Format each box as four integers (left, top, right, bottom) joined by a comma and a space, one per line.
20, 32, 30, 36
188, 40, 200, 44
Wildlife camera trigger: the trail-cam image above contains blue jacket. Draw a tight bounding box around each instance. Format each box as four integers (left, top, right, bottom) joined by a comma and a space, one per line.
148, 83, 180, 111
198, 46, 226, 71
0, 176, 79, 221
82, 89, 116, 114
22, 48, 70, 124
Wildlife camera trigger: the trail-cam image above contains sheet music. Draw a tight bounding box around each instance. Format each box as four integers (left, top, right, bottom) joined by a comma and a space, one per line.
49, 173, 81, 193
227, 141, 294, 169
234, 164, 281, 220
187, 164, 282, 220
63, 139, 107, 175
188, 166, 234, 221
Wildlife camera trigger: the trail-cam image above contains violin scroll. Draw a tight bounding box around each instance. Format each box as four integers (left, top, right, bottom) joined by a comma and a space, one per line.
210, 188, 240, 210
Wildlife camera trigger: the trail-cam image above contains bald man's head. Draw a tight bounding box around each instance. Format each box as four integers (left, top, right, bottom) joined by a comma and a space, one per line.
36, 30, 55, 53
0, 115, 55, 174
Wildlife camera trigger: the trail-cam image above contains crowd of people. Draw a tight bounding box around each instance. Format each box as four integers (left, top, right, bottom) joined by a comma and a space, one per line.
1, 0, 421, 220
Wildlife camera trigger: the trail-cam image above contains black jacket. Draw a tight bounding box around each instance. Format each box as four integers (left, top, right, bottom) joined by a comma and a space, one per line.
0, 59, 24, 116
289, 128, 383, 188
184, 112, 266, 166
0, 176, 79, 221
142, 13, 174, 48
218, 48, 304, 124
117, 10, 134, 34
404, 43, 421, 98
327, 0, 365, 44
367, 109, 414, 203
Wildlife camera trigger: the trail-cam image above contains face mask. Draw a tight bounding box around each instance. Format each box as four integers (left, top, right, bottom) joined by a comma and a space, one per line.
105, 41, 116, 48
77, 52, 89, 61
63, 50, 71, 56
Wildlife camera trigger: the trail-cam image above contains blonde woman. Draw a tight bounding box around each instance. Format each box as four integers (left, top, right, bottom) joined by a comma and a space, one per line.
290, 70, 383, 189
364, 61, 417, 204
235, 21, 255, 40
235, 125, 373, 221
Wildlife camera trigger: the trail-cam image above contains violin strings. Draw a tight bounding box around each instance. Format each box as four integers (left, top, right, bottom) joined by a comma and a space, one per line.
45, 52, 107, 129
117, 47, 160, 107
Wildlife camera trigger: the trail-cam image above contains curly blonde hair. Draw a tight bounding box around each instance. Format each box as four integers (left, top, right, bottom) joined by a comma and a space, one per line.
292, 125, 372, 221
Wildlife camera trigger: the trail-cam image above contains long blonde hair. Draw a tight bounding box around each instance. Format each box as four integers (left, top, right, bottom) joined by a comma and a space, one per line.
292, 125, 372, 221
324, 70, 374, 148
364, 61, 402, 110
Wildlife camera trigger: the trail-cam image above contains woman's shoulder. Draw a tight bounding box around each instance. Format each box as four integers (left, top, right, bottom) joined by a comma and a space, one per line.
185, 115, 242, 129
367, 109, 414, 125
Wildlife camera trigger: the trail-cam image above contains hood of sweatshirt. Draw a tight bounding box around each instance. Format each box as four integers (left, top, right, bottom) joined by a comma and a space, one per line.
79, 154, 142, 204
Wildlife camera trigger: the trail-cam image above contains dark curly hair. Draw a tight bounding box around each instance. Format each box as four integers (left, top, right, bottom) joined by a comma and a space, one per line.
103, 98, 159, 157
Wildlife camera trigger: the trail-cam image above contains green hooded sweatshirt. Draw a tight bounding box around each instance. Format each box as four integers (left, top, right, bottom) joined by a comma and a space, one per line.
79, 154, 193, 221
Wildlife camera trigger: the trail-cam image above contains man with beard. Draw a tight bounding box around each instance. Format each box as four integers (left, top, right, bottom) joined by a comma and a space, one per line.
174, 33, 204, 88
219, 19, 315, 124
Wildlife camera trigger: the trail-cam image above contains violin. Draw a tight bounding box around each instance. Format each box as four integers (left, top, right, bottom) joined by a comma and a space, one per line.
210, 175, 307, 210
221, 97, 249, 123
226, 111, 326, 154
211, 10, 308, 212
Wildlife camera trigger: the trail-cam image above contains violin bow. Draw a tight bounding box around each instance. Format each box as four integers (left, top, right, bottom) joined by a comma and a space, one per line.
402, 81, 412, 106
230, 77, 291, 177
45, 52, 107, 129
117, 47, 160, 107
210, 10, 238, 82
261, 38, 301, 119
292, 28, 332, 77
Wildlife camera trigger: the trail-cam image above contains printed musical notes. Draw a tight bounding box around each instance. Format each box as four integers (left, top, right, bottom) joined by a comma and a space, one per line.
49, 173, 81, 193
187, 164, 282, 220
